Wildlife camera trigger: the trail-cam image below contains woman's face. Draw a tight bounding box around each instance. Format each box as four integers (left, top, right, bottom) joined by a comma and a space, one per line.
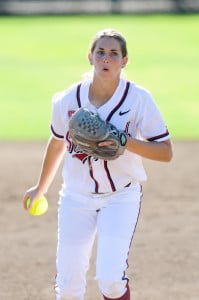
88, 37, 128, 80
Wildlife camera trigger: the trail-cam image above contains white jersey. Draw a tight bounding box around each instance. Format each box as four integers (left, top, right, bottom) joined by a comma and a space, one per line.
51, 78, 170, 194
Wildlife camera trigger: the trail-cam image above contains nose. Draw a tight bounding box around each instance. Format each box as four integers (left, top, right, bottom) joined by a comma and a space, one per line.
103, 53, 109, 63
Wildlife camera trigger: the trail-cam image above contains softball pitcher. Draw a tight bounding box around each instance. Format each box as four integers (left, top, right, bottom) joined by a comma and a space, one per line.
23, 29, 172, 300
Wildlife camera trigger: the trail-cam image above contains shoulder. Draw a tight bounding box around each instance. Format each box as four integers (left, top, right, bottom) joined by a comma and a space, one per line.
52, 82, 80, 105
126, 81, 157, 112
52, 80, 91, 104
128, 80, 154, 99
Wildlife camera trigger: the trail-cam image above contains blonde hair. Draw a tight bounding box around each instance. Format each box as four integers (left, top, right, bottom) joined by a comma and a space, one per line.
90, 28, 128, 57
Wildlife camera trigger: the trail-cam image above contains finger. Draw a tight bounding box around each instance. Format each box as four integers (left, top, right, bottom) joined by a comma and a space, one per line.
23, 194, 31, 210
23, 196, 28, 210
98, 141, 115, 147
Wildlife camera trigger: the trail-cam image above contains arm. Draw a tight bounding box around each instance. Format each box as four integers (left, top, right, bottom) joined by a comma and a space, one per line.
126, 137, 173, 162
23, 136, 66, 209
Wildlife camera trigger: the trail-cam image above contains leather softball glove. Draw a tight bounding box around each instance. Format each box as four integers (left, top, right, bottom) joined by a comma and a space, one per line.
69, 108, 127, 160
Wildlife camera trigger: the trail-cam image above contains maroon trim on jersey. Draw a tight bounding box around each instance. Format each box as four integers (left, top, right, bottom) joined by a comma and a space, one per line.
88, 157, 99, 193
75, 81, 130, 193
76, 83, 100, 193
104, 161, 116, 192
76, 83, 82, 108
50, 124, 64, 139
103, 81, 130, 192
106, 81, 130, 122
147, 130, 169, 142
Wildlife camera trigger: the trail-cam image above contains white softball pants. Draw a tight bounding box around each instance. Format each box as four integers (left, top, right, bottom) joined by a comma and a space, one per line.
55, 184, 142, 300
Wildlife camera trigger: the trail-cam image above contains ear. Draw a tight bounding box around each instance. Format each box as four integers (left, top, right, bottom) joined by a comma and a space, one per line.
88, 53, 93, 65
122, 56, 128, 68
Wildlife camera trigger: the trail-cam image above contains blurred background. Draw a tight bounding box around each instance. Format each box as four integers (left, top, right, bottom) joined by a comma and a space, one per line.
0, 2, 199, 300
0, 0, 199, 15
0, 0, 199, 140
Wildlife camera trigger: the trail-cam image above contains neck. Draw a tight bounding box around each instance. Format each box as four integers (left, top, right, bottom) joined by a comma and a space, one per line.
89, 78, 120, 108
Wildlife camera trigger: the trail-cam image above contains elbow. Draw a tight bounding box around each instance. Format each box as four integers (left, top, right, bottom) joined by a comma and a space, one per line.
165, 151, 173, 162
160, 140, 173, 162
164, 143, 173, 162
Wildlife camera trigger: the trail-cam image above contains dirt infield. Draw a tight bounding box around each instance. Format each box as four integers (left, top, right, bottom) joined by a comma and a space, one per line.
0, 141, 198, 300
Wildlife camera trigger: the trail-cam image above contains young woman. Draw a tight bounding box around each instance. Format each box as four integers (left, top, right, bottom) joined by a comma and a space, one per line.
23, 29, 172, 300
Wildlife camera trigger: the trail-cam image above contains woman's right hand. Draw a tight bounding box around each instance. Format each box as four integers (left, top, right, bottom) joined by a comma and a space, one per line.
23, 137, 66, 212
23, 186, 44, 211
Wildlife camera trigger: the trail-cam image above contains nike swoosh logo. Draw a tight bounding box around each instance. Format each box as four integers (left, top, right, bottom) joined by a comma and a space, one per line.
119, 109, 130, 116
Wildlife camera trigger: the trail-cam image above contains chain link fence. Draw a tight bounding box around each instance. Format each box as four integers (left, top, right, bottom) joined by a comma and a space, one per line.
0, 0, 199, 15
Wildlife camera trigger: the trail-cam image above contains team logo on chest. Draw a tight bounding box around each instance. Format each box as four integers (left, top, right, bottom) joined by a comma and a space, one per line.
72, 152, 89, 163
66, 131, 97, 163
68, 110, 76, 118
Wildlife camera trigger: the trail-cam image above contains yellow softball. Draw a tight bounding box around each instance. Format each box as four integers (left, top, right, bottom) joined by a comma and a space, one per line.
26, 196, 48, 216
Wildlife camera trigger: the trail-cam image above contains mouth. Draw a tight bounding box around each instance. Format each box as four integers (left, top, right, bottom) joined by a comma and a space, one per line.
102, 67, 109, 72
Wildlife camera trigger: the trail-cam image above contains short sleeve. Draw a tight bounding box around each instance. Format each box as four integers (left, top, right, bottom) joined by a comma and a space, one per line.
50, 93, 66, 140
138, 91, 170, 142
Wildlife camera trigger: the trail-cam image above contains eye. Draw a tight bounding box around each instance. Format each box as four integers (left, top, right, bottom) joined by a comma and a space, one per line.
111, 52, 118, 56
96, 50, 104, 56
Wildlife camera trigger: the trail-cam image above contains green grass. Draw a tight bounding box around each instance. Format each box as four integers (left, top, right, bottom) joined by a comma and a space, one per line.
0, 14, 199, 140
